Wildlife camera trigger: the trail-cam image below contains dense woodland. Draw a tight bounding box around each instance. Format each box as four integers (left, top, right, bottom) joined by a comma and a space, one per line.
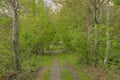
0, 0, 120, 80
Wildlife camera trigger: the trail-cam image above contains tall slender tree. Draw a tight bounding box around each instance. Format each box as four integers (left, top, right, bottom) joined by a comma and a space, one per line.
10, 0, 20, 71
104, 0, 110, 66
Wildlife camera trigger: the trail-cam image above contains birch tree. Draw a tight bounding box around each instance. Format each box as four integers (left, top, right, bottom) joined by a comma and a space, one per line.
104, 0, 110, 66
10, 0, 20, 71
90, 0, 105, 66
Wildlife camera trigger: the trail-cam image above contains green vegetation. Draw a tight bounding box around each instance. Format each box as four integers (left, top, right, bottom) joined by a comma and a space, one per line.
21, 55, 54, 70
0, 0, 120, 80
61, 68, 74, 80
58, 53, 120, 80
43, 70, 50, 80
0, 54, 54, 80
58, 54, 73, 80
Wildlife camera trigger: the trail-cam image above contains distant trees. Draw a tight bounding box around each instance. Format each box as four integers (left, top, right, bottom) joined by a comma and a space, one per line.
19, 0, 56, 55
113, 0, 120, 5
53, 0, 120, 68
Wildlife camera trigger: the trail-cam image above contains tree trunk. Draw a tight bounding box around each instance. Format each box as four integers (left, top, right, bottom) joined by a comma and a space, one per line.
40, 42, 45, 55
12, 0, 20, 71
87, 7, 93, 65
104, 0, 110, 66
35, 0, 38, 5
93, 0, 99, 67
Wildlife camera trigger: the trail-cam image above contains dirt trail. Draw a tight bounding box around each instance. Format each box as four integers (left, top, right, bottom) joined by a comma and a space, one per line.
35, 67, 47, 80
50, 57, 61, 80
67, 62, 80, 80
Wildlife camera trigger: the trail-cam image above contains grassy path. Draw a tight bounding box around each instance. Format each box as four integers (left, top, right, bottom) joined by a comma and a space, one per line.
2, 54, 119, 80
34, 53, 120, 80
66, 62, 80, 80
35, 67, 47, 80
50, 57, 61, 80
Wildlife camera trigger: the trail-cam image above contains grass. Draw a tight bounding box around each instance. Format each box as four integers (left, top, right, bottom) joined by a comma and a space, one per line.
74, 65, 94, 80
43, 70, 50, 80
21, 55, 55, 70
58, 53, 76, 80
19, 55, 54, 80
1, 53, 120, 80
0, 54, 55, 80
61, 68, 74, 80
57, 53, 97, 80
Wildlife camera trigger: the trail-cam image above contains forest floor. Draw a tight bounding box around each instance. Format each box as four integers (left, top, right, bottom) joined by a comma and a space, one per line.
38, 53, 119, 80
35, 55, 80, 80
66, 62, 80, 80
50, 57, 61, 80
35, 56, 62, 80
35, 67, 47, 80
2, 53, 120, 80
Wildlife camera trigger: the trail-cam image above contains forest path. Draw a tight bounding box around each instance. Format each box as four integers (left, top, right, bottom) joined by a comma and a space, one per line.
66, 62, 80, 80
35, 53, 80, 80
50, 57, 61, 80
35, 67, 47, 80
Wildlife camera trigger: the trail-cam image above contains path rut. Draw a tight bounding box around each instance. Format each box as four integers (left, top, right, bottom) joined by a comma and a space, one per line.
50, 57, 61, 80
67, 62, 80, 80
35, 67, 47, 80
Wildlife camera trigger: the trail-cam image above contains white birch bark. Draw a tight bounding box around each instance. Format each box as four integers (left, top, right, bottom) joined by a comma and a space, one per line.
104, 0, 110, 65
11, 0, 20, 71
